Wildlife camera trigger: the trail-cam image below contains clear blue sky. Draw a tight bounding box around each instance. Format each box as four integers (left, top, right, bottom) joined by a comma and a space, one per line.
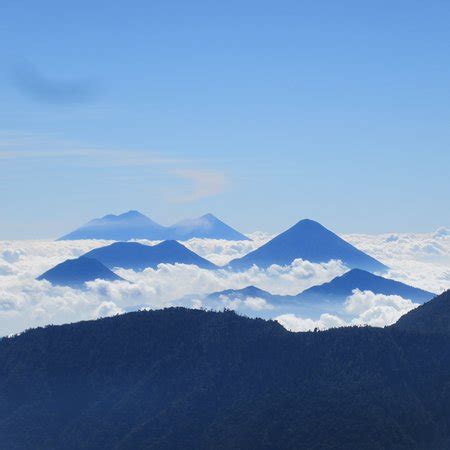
1, 0, 449, 238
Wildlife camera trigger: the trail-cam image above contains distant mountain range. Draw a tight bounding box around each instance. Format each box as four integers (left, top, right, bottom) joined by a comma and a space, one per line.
37, 240, 218, 287
204, 269, 434, 310
166, 213, 249, 241
2, 292, 450, 449
45, 218, 394, 290
59, 215, 387, 274
58, 210, 165, 241
228, 219, 387, 272
37, 257, 124, 287
58, 211, 249, 241
298, 268, 434, 303
206, 285, 276, 302
82, 241, 218, 271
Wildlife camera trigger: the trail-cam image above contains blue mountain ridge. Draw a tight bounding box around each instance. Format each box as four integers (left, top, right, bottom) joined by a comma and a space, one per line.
82, 240, 218, 271
37, 257, 124, 288
58, 210, 165, 241
58, 211, 249, 241
167, 213, 249, 241
298, 268, 435, 304
228, 219, 387, 273
205, 269, 435, 306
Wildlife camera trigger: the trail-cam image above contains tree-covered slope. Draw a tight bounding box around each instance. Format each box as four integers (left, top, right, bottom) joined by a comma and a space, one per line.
1, 306, 450, 449
394, 290, 450, 334
58, 210, 166, 241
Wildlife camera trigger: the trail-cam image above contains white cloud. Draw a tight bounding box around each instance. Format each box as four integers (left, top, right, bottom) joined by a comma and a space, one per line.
0, 239, 113, 279
1, 249, 24, 263
276, 313, 346, 332
275, 289, 421, 332
94, 301, 124, 319
167, 169, 229, 203
434, 227, 450, 238
243, 297, 274, 311
345, 289, 419, 327
0, 264, 14, 276
216, 294, 242, 311
344, 229, 450, 294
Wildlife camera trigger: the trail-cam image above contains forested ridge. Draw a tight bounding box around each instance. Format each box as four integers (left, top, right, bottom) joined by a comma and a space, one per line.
1, 291, 450, 449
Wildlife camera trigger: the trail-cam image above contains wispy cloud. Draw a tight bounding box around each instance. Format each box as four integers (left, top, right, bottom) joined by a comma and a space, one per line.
0, 132, 230, 203
11, 62, 100, 105
167, 169, 229, 203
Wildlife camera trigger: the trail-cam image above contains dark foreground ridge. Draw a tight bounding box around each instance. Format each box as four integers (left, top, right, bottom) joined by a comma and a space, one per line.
1, 291, 450, 449
395, 289, 450, 334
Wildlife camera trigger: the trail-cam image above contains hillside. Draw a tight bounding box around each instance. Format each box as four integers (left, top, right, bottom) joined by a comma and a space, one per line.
394, 290, 450, 334
1, 305, 450, 449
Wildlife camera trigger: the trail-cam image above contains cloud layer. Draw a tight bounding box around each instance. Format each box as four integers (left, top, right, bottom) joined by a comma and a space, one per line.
275, 289, 420, 332
344, 229, 450, 294
0, 228, 448, 336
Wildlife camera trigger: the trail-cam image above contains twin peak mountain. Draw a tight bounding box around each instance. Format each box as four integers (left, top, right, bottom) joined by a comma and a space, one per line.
58, 211, 249, 241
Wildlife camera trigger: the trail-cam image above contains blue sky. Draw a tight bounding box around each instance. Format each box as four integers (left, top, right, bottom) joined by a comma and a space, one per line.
1, 0, 449, 238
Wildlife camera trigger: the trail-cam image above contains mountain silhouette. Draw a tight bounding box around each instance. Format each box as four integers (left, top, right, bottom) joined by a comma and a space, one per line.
2, 303, 450, 448
58, 210, 165, 240
82, 240, 218, 271
202, 270, 431, 313
59, 211, 249, 241
168, 213, 249, 241
37, 257, 123, 287
205, 286, 297, 304
228, 219, 387, 272
394, 289, 450, 334
206, 285, 279, 302
298, 268, 435, 304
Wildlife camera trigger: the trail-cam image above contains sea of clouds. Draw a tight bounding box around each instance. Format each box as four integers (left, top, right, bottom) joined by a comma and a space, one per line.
0, 228, 449, 336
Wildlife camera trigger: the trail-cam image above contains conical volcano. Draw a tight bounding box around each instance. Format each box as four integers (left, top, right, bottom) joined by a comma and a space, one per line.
228, 219, 387, 272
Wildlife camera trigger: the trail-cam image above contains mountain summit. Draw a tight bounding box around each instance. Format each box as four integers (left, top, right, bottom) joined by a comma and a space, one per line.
228, 219, 387, 272
58, 210, 165, 241
58, 211, 249, 241
37, 257, 123, 287
298, 268, 434, 303
168, 213, 249, 241
82, 240, 218, 271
